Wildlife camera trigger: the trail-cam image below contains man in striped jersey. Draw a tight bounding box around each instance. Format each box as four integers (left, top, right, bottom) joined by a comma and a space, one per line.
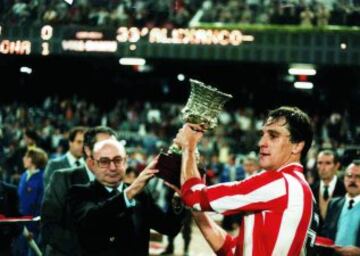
174, 106, 314, 256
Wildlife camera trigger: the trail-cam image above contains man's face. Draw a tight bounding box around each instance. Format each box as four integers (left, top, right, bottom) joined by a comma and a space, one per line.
22, 154, 32, 169
258, 117, 298, 170
69, 132, 84, 158
317, 153, 338, 182
344, 164, 360, 197
90, 142, 127, 188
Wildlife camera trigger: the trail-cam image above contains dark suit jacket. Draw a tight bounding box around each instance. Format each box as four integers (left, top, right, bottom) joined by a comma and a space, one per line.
311, 178, 346, 203
311, 178, 346, 226
321, 197, 360, 246
0, 181, 22, 254
41, 166, 89, 256
68, 180, 185, 256
43, 155, 71, 188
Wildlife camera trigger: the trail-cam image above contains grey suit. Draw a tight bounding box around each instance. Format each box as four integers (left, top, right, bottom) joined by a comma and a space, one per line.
41, 166, 90, 256
43, 155, 71, 188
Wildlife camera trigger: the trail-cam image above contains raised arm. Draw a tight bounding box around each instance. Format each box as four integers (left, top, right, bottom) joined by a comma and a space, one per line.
173, 123, 204, 185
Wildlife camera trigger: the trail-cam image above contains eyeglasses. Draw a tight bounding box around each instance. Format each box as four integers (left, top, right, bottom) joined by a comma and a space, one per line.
94, 156, 126, 168
345, 173, 360, 181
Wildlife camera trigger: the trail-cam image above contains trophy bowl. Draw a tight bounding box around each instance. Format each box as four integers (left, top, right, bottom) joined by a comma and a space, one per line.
156, 79, 233, 187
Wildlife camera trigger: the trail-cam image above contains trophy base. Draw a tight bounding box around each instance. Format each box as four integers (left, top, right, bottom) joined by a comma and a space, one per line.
156, 152, 182, 187
156, 152, 205, 187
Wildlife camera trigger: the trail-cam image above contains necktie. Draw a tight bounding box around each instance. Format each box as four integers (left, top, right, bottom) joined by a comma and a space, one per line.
323, 185, 329, 201
75, 160, 81, 167
348, 199, 355, 210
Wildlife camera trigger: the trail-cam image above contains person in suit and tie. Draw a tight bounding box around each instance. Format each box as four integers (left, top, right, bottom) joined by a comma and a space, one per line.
311, 149, 346, 227
68, 139, 185, 256
0, 180, 22, 255
41, 126, 118, 256
321, 160, 360, 256
43, 126, 87, 188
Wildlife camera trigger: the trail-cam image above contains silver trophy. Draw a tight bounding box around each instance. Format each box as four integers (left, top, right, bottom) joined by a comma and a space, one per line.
156, 79, 233, 186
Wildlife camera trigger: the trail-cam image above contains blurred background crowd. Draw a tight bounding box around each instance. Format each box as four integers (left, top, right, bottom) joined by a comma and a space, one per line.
0, 96, 359, 184
1, 0, 360, 27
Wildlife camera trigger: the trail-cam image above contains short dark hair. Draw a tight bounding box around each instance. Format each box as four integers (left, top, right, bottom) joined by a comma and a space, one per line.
317, 149, 339, 164
24, 128, 40, 143
83, 126, 118, 156
68, 126, 87, 142
267, 106, 313, 159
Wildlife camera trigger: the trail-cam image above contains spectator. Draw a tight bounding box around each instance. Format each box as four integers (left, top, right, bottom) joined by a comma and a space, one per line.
16, 147, 47, 256
321, 160, 360, 256
43, 126, 87, 188
311, 149, 346, 227
316, 3, 330, 27
300, 6, 314, 27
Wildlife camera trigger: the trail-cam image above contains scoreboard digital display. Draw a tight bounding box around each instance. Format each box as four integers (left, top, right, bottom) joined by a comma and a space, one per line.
0, 25, 255, 56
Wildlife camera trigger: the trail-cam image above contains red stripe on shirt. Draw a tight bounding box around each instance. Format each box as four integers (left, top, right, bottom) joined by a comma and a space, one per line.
286, 172, 313, 255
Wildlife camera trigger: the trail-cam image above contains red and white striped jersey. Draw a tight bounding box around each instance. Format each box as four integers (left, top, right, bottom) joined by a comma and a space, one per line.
181, 163, 313, 256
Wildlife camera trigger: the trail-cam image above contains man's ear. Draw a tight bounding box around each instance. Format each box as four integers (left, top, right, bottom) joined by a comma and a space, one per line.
292, 141, 305, 155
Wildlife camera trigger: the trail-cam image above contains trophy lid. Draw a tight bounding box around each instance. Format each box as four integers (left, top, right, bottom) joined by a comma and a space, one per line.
182, 79, 233, 129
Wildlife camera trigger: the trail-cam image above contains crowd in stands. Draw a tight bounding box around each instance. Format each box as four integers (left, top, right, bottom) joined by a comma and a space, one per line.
1, 0, 360, 28
0, 96, 359, 184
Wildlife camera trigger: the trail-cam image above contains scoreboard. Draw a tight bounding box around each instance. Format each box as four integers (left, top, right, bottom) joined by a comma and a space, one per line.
1, 24, 359, 66
0, 25, 254, 56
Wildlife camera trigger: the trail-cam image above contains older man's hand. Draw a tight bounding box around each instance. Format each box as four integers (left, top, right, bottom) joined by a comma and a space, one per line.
125, 157, 159, 200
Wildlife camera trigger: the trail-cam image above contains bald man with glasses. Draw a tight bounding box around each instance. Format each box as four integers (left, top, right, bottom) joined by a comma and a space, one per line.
68, 139, 185, 256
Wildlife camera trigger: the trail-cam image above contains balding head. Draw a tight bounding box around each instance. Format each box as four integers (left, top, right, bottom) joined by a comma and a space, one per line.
93, 139, 126, 158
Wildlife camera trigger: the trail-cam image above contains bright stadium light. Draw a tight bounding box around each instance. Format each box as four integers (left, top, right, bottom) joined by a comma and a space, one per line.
177, 74, 185, 81
294, 82, 313, 90
288, 64, 316, 76
20, 66, 32, 74
64, 0, 73, 4
119, 58, 146, 66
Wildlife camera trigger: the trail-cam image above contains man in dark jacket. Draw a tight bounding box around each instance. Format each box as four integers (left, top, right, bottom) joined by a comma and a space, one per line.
43, 126, 87, 188
41, 126, 117, 256
68, 139, 184, 256
311, 149, 346, 227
